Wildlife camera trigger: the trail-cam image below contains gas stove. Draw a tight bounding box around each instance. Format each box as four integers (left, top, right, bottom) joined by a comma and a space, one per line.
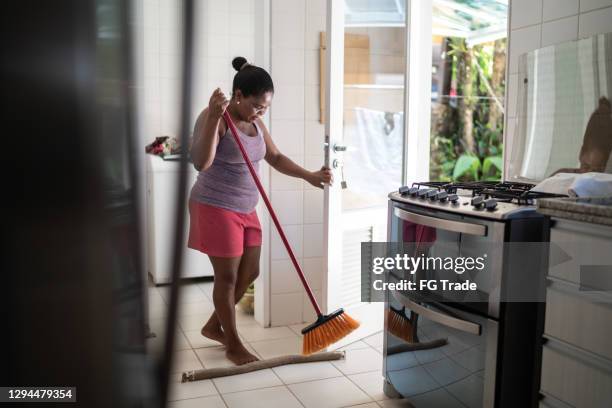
389, 181, 567, 220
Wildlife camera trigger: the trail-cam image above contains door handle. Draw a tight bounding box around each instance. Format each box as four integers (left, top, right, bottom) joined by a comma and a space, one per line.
333, 144, 348, 152
392, 291, 482, 335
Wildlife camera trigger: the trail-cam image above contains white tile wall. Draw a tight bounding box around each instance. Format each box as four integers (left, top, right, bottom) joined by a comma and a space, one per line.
506, 73, 518, 118
271, 11, 305, 49
271, 224, 303, 260
302, 257, 324, 291
508, 25, 541, 74
303, 223, 324, 258
272, 84, 306, 120
304, 121, 325, 155
270, 120, 305, 156
302, 289, 322, 322
271, 190, 304, 225
578, 7, 612, 37
505, 0, 612, 178
268, 0, 327, 326
541, 16, 579, 46
272, 48, 305, 85
303, 189, 324, 224
580, 0, 612, 12
542, 0, 579, 21
271, 155, 305, 190
305, 13, 326, 51
510, 0, 543, 29
271, 259, 302, 294
271, 292, 304, 325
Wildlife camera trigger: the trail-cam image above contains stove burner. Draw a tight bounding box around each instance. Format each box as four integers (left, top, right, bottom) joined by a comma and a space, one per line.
404, 181, 567, 206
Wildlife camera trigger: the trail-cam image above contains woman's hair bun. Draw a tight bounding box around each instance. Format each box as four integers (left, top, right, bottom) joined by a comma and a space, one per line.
232, 56, 248, 72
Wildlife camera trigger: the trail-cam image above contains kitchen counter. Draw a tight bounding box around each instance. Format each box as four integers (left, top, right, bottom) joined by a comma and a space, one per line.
537, 196, 612, 226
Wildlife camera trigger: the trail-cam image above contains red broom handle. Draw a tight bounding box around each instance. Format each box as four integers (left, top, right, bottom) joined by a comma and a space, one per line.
222, 111, 323, 316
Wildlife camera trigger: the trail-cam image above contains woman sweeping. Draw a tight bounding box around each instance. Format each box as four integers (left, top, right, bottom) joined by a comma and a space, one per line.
188, 57, 332, 365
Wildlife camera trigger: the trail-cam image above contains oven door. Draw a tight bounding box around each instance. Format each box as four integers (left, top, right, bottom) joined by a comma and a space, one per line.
388, 201, 506, 318
384, 289, 498, 407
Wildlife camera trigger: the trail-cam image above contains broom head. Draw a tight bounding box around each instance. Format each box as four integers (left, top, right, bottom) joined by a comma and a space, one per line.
386, 306, 414, 343
301, 309, 360, 355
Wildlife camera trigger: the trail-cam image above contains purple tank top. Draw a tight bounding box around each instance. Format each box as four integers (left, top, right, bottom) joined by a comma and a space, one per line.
191, 121, 266, 213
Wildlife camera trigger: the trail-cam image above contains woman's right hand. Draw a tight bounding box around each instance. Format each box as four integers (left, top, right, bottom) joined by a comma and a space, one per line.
208, 88, 229, 119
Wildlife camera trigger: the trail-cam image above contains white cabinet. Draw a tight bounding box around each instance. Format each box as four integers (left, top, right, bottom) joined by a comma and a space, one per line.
540, 218, 612, 408
145, 155, 214, 284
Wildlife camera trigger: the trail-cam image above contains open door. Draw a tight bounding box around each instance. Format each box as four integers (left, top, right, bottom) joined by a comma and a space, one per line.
323, 0, 409, 342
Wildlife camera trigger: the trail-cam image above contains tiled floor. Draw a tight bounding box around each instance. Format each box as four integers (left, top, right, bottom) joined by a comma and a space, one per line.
147, 279, 410, 408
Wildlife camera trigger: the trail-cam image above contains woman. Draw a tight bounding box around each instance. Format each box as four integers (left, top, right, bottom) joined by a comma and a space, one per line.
188, 57, 332, 365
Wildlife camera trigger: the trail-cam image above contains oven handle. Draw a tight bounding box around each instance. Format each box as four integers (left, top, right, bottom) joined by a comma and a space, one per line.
394, 208, 487, 237
393, 291, 482, 335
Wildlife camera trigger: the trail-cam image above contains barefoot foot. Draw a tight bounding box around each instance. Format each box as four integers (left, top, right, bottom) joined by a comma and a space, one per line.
226, 345, 259, 365
201, 323, 226, 346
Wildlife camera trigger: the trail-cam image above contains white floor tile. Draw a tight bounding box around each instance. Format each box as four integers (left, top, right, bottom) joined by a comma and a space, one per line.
178, 313, 213, 332
237, 324, 298, 342
171, 350, 204, 374
234, 308, 257, 325
167, 394, 226, 408
338, 340, 372, 351
223, 385, 302, 408
167, 379, 218, 401
345, 404, 382, 408
148, 303, 168, 320
147, 329, 192, 354
194, 344, 260, 369
159, 284, 209, 304
273, 361, 343, 384
288, 376, 372, 408
332, 348, 383, 375
288, 323, 308, 335
213, 369, 283, 393
177, 300, 215, 317
249, 336, 302, 359
363, 332, 383, 350
184, 329, 225, 349
348, 371, 388, 401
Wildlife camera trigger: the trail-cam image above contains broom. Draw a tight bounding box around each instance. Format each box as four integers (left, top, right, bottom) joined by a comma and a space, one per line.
385, 227, 430, 343
386, 305, 414, 343
222, 111, 360, 355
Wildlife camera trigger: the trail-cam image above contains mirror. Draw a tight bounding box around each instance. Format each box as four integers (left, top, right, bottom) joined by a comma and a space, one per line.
508, 32, 612, 182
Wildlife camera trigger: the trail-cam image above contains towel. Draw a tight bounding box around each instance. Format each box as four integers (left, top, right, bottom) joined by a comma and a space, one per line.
568, 172, 612, 197
532, 173, 579, 195
532, 172, 612, 197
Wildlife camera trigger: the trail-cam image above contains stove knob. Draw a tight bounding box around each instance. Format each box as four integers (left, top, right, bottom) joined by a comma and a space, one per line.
417, 188, 431, 199
437, 191, 449, 202
485, 198, 498, 211
408, 187, 420, 197
426, 189, 439, 200
471, 196, 485, 209
398, 186, 410, 195
448, 194, 459, 204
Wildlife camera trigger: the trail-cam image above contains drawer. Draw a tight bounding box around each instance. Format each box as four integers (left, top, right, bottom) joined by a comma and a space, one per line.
545, 280, 612, 361
541, 339, 612, 408
549, 220, 612, 287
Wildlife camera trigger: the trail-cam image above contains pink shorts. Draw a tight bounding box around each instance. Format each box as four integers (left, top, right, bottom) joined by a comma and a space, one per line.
188, 200, 262, 258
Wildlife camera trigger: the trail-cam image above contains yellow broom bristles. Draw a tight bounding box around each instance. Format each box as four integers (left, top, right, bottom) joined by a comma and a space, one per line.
302, 312, 360, 355
385, 309, 414, 343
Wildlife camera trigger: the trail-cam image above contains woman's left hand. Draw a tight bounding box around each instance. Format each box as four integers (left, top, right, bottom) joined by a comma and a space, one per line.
306, 167, 333, 188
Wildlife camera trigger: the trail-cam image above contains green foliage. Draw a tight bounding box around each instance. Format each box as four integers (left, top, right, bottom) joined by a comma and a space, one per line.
453, 154, 481, 180
430, 37, 505, 182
